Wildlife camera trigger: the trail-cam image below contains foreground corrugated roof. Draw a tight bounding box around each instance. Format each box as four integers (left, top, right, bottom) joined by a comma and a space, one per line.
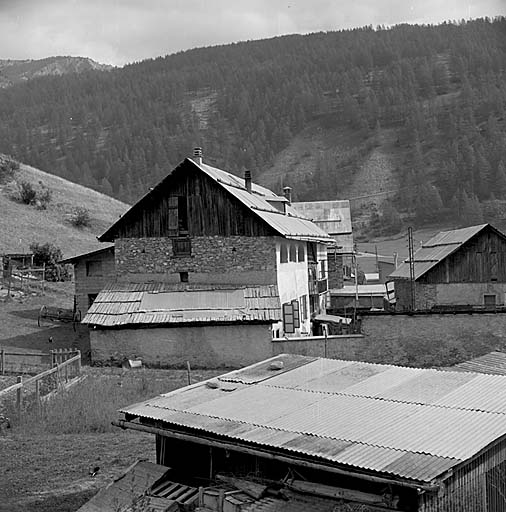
390, 224, 493, 280
100, 158, 333, 243
120, 354, 506, 484
83, 282, 281, 327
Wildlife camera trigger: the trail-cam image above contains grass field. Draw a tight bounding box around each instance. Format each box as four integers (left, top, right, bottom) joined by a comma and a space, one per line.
0, 367, 221, 512
0, 159, 128, 258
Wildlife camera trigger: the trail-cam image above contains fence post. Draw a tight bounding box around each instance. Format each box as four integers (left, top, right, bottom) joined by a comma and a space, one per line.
77, 350, 81, 376
65, 363, 68, 383
35, 379, 40, 416
16, 376, 23, 420
41, 263, 45, 295
0, 349, 4, 375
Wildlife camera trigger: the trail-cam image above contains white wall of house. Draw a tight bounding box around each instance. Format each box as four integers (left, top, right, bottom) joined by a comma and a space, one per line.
275, 238, 311, 336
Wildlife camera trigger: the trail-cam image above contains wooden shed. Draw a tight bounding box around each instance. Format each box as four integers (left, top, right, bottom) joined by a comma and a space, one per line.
116, 354, 506, 511
390, 224, 506, 311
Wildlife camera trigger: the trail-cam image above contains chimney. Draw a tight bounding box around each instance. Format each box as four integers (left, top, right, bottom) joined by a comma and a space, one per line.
193, 147, 203, 165
283, 186, 292, 204
244, 169, 252, 193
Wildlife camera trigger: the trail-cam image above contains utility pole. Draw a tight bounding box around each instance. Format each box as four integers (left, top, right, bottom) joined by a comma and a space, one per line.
408, 227, 416, 311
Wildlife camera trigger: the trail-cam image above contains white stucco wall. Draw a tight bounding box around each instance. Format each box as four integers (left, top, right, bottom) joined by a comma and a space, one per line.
275, 238, 310, 335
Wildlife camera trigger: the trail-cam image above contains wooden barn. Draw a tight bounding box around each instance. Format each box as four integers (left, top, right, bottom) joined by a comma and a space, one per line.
115, 354, 506, 511
390, 224, 506, 311
82, 149, 333, 366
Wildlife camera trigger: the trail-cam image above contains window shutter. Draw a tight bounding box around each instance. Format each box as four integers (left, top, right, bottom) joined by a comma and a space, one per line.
168, 196, 179, 235
292, 300, 300, 329
283, 303, 294, 334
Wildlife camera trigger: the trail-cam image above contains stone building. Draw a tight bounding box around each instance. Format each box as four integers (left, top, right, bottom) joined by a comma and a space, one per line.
82, 149, 333, 366
390, 224, 506, 311
60, 245, 114, 315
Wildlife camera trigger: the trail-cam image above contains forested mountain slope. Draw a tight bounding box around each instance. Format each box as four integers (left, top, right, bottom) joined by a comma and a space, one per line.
0, 18, 505, 232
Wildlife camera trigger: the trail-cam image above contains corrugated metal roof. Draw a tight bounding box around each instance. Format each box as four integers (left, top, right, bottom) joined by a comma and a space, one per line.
390, 224, 495, 280
452, 351, 506, 375
83, 283, 281, 327
120, 355, 506, 483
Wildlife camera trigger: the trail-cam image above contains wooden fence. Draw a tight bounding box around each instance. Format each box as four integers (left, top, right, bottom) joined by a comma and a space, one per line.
0, 347, 77, 375
0, 350, 81, 419
1, 263, 46, 296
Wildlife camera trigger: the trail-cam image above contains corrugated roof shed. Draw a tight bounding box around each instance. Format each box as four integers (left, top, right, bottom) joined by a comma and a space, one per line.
452, 351, 506, 375
100, 158, 333, 244
83, 282, 281, 327
390, 224, 493, 280
120, 354, 506, 484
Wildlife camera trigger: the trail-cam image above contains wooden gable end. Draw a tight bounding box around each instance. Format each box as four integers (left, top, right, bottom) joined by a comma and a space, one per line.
420, 226, 506, 284
104, 160, 276, 239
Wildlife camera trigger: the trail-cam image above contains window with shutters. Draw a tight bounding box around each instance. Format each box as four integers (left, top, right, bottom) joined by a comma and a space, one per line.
282, 303, 294, 334
172, 238, 192, 257
178, 196, 188, 233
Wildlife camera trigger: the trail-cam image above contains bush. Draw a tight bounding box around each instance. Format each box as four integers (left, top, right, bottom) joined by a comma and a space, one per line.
19, 180, 37, 205
70, 206, 91, 227
36, 182, 53, 209
0, 156, 19, 183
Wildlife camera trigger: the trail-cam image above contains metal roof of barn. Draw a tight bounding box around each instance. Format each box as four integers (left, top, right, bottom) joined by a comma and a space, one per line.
120, 354, 506, 484
389, 224, 503, 280
82, 282, 281, 327
99, 158, 333, 244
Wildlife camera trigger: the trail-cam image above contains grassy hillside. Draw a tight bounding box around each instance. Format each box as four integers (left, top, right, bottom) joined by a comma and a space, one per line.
0, 157, 128, 258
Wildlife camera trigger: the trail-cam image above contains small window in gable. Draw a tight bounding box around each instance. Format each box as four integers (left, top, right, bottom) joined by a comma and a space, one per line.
298, 245, 305, 262
280, 244, 288, 263
289, 244, 297, 262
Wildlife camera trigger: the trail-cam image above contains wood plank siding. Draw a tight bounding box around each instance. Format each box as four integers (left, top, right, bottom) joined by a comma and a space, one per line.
419, 229, 506, 285
420, 438, 506, 512
106, 162, 275, 240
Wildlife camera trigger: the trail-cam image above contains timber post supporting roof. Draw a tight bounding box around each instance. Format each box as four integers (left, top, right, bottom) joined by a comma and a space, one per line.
389, 223, 505, 280
83, 282, 281, 327
119, 353, 506, 487
99, 158, 333, 244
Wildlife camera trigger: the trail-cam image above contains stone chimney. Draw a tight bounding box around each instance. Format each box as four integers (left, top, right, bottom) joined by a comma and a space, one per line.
193, 147, 203, 165
283, 186, 292, 204
244, 169, 252, 193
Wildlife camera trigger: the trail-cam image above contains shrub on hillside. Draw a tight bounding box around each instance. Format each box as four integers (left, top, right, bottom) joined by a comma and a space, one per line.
70, 206, 91, 228
0, 156, 19, 183
14, 179, 53, 208
19, 180, 37, 205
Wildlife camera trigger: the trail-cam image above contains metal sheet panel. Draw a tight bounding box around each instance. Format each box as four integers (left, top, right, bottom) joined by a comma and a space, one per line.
424, 224, 486, 247
139, 289, 245, 311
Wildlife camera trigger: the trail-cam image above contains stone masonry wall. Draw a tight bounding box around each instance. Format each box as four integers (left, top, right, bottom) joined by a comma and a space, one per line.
360, 312, 506, 367
115, 236, 277, 283
90, 324, 273, 368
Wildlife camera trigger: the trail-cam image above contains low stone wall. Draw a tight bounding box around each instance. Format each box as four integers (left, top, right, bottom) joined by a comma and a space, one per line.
359, 312, 506, 367
272, 334, 366, 360
90, 324, 274, 368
